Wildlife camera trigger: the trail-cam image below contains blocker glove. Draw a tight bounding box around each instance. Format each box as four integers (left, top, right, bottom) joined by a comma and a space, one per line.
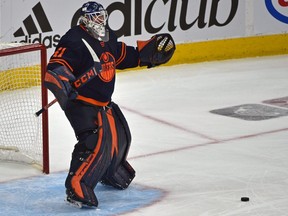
44, 66, 77, 110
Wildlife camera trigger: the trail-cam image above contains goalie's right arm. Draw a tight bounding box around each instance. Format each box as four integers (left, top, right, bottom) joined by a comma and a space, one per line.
44, 66, 77, 110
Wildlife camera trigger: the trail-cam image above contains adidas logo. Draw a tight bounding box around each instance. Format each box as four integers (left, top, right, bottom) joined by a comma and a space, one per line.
14, 2, 60, 49
14, 2, 52, 37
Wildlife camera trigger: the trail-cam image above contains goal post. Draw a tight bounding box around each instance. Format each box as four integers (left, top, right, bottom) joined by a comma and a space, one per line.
0, 43, 49, 174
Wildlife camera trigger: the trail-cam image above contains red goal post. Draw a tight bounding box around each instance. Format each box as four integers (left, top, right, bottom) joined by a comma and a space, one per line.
0, 43, 49, 174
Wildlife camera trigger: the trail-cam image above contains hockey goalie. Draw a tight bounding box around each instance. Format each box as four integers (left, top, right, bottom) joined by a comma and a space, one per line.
44, 1, 175, 208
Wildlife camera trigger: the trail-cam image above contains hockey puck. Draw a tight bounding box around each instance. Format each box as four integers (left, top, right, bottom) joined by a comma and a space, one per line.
241, 197, 249, 202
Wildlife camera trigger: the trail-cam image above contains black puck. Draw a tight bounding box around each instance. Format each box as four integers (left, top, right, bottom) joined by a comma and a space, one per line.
241, 197, 249, 202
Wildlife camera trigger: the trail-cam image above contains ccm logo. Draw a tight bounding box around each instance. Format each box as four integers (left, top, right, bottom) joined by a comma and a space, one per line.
74, 68, 97, 88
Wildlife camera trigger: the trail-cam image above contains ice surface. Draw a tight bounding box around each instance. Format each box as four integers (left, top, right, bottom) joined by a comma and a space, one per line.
1, 55, 288, 215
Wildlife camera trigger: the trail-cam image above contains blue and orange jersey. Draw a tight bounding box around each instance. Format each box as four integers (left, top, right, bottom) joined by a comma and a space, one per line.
47, 25, 139, 106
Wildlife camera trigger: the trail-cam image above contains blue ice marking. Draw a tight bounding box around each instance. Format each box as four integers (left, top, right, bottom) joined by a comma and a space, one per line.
0, 172, 164, 216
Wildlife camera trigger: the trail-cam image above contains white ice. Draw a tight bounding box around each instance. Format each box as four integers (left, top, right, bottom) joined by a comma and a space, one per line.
1, 55, 288, 215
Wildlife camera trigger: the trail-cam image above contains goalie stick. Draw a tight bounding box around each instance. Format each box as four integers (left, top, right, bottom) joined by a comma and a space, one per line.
35, 98, 58, 117
35, 39, 101, 117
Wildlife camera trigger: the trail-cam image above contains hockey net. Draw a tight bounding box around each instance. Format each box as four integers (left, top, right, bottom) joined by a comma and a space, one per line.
0, 43, 49, 174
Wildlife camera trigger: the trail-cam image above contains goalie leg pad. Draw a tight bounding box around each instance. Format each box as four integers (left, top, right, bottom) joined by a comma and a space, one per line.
101, 160, 135, 190
65, 137, 100, 207
100, 102, 135, 189
65, 108, 113, 207
110, 102, 132, 162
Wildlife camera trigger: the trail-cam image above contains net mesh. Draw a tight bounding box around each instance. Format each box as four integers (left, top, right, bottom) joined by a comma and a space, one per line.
0, 43, 43, 167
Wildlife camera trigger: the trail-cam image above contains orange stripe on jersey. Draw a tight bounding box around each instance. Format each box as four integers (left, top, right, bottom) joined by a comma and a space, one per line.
53, 47, 66, 58
76, 95, 109, 107
106, 109, 118, 157
116, 42, 126, 66
71, 111, 104, 199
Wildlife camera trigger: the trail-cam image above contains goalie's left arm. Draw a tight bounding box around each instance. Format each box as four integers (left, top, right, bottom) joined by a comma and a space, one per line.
115, 33, 176, 70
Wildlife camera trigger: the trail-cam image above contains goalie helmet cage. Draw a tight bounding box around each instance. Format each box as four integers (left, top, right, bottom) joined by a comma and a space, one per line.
0, 43, 49, 174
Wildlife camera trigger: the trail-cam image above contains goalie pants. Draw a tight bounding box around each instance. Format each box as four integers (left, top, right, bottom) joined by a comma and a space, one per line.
64, 100, 135, 205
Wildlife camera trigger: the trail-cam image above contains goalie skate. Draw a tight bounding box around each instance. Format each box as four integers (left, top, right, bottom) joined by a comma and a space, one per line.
65, 189, 98, 209
66, 196, 84, 209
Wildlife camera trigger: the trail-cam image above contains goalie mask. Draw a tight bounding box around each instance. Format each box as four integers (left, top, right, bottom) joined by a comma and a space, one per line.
80, 1, 109, 42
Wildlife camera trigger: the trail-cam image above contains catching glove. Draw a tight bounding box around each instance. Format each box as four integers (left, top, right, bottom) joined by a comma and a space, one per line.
137, 33, 176, 68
